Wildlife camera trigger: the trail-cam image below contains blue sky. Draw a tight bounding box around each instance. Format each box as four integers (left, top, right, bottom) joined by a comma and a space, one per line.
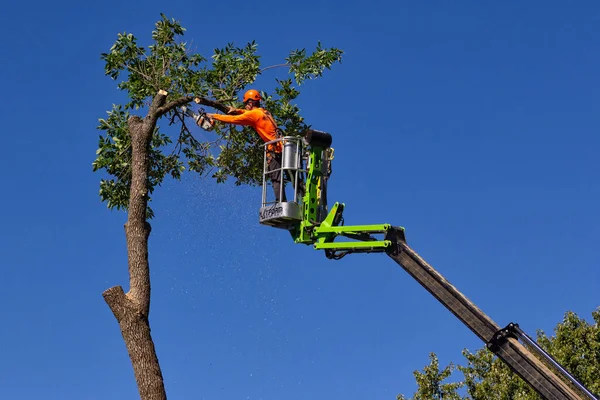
1, 1, 599, 399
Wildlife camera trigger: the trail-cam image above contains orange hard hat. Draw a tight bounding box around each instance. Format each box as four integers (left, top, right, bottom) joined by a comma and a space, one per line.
243, 89, 261, 103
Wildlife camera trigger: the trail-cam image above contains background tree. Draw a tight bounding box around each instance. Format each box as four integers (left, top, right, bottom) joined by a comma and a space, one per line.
92, 14, 342, 400
397, 309, 600, 400
397, 353, 463, 400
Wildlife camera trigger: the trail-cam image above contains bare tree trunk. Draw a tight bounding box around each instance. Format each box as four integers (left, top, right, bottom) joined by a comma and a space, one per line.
103, 92, 168, 400
103, 285, 165, 400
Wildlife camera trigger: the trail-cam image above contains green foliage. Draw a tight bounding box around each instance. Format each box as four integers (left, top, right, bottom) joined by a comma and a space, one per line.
209, 41, 261, 103
459, 347, 535, 400
92, 105, 184, 218
101, 14, 209, 110
397, 309, 600, 400
397, 353, 463, 400
286, 41, 344, 85
536, 309, 600, 395
93, 13, 343, 217
93, 105, 131, 213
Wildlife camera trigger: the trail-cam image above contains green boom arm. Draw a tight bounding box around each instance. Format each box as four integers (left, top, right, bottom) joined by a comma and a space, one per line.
276, 130, 597, 399
289, 130, 405, 259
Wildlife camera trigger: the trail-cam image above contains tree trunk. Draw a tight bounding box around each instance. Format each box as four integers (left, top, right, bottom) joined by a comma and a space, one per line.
103, 95, 168, 400
103, 286, 166, 400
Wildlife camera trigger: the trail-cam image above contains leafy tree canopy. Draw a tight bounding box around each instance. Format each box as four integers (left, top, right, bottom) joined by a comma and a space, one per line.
92, 13, 343, 218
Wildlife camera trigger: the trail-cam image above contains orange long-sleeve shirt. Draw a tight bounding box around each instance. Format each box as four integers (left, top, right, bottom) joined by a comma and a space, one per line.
211, 108, 281, 152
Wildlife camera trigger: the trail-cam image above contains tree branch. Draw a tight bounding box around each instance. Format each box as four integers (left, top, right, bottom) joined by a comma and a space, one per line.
260, 63, 290, 73
225, 62, 292, 101
155, 95, 229, 117
148, 90, 169, 118
103, 285, 129, 321
127, 64, 154, 83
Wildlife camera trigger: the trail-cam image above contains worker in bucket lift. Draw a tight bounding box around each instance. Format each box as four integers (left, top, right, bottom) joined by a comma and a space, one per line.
205, 89, 287, 202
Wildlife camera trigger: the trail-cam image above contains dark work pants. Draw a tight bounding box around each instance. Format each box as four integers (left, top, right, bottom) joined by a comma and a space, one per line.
267, 154, 286, 203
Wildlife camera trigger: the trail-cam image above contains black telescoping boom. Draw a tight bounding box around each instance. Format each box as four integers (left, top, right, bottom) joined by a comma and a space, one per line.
385, 227, 598, 400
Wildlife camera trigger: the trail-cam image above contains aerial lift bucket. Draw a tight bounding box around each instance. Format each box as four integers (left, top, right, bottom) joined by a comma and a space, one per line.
258, 136, 306, 229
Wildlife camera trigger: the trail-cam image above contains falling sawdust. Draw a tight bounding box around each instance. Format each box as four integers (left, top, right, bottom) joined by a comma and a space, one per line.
152, 174, 289, 336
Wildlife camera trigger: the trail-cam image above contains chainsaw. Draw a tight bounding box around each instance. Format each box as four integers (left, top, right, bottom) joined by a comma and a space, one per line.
180, 105, 215, 131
